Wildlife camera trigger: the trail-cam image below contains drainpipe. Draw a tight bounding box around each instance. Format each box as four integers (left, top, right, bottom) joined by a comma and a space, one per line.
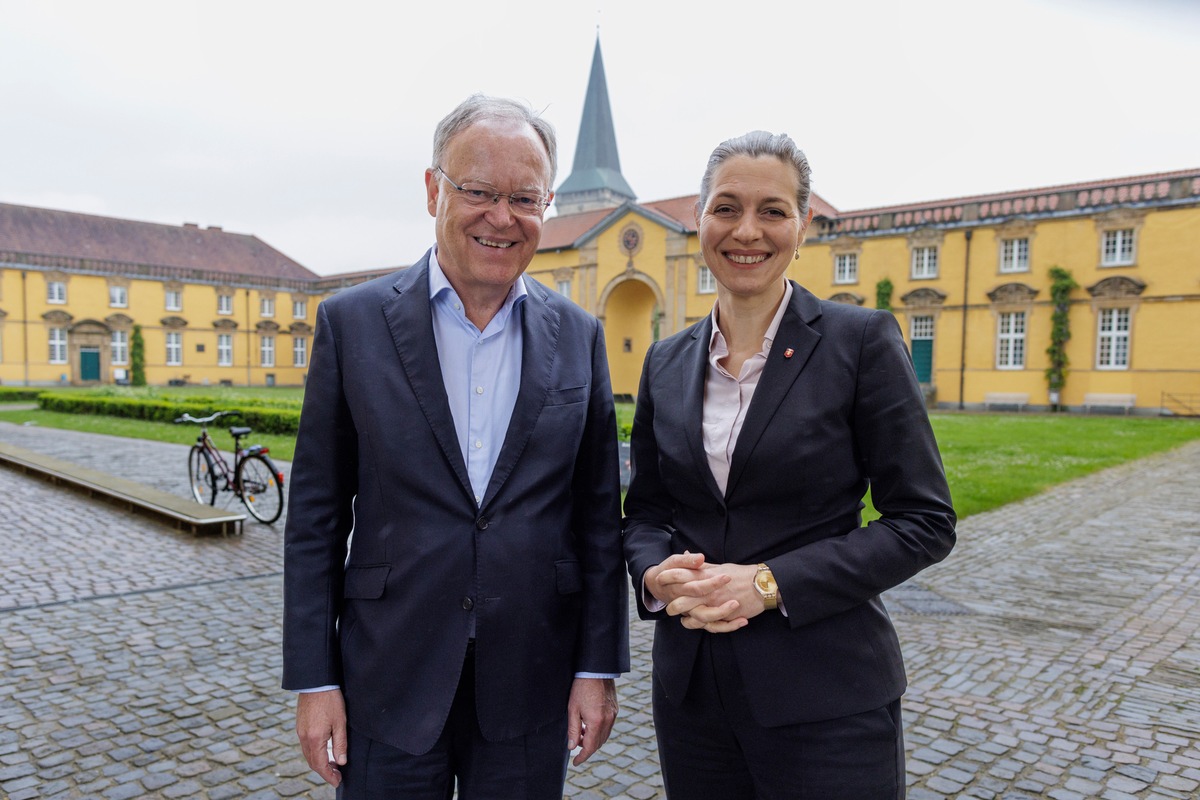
958, 230, 973, 410
21, 270, 29, 386
246, 289, 253, 387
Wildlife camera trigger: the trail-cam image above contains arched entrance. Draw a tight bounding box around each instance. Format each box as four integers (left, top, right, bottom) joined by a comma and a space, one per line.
599, 277, 661, 398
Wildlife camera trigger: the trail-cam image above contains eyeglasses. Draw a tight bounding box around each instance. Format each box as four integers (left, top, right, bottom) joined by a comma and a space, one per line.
435, 167, 550, 217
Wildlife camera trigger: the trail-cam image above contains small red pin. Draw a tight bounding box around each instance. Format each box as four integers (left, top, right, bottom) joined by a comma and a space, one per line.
784, 348, 794, 359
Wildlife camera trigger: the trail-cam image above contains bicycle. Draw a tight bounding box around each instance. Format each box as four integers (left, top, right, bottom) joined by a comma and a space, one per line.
173, 410, 286, 524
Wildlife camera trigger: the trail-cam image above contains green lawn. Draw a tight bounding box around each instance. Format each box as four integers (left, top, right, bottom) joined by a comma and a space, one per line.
2, 391, 1198, 520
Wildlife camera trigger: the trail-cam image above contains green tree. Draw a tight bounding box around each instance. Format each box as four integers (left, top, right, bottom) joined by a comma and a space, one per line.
875, 277, 894, 312
1044, 266, 1078, 411
131, 324, 147, 386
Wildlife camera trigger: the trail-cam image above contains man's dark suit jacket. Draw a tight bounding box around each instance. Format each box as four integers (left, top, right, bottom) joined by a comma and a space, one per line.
623, 281, 956, 727
282, 252, 629, 755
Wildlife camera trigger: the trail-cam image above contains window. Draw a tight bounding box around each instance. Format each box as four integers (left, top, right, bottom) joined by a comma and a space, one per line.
1102, 229, 1135, 266
293, 299, 307, 319
109, 286, 128, 308
293, 337, 307, 367
1000, 239, 1029, 273
49, 328, 67, 364
698, 266, 716, 294
996, 311, 1026, 369
1097, 307, 1130, 369
111, 331, 129, 365
47, 281, 66, 304
261, 297, 275, 318
218, 334, 233, 367
261, 335, 275, 367
165, 290, 182, 311
834, 253, 858, 284
166, 332, 182, 366
911, 247, 938, 279
556, 280, 571, 298
217, 294, 233, 315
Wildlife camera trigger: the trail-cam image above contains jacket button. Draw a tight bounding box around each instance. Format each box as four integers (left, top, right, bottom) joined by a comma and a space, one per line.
476, 518, 489, 530
461, 597, 474, 610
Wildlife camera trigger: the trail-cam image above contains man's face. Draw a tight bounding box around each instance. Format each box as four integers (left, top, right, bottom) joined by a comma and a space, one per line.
426, 118, 553, 301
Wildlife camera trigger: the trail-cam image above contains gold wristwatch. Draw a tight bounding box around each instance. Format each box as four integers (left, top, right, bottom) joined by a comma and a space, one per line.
754, 563, 778, 611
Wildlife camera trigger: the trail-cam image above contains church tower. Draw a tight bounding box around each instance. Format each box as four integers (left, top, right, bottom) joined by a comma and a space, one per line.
554, 37, 637, 216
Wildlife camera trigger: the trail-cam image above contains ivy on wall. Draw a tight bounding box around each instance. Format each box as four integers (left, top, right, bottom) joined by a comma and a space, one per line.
875, 278, 894, 312
131, 325, 147, 387
1044, 266, 1078, 411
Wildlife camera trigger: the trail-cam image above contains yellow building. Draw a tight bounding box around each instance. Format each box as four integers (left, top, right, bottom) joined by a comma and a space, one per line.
0, 204, 322, 387
3, 38, 1197, 415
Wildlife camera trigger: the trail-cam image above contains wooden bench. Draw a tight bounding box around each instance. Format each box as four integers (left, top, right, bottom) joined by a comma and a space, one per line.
1083, 393, 1136, 414
0, 442, 244, 535
984, 392, 1031, 411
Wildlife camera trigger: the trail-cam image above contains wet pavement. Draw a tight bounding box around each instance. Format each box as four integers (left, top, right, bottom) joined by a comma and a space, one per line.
2, 419, 1199, 799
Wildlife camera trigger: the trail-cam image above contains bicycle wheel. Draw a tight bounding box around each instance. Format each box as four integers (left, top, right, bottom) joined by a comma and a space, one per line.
188, 446, 218, 505
236, 454, 284, 524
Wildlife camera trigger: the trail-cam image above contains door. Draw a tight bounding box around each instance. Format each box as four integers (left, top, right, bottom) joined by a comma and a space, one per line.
910, 315, 934, 384
80, 347, 101, 382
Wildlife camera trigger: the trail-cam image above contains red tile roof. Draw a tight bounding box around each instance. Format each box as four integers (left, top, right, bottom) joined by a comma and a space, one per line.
0, 203, 318, 282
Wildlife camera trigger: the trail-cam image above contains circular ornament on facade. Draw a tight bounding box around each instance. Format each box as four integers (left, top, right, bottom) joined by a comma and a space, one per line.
621, 225, 642, 256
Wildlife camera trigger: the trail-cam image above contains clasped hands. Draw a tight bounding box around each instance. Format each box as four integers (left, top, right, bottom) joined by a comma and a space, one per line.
644, 551, 765, 633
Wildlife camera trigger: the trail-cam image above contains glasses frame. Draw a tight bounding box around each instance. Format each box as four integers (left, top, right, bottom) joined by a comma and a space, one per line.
434, 167, 550, 216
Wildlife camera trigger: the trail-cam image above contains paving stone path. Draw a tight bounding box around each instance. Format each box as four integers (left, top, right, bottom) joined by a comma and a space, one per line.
1, 419, 1199, 799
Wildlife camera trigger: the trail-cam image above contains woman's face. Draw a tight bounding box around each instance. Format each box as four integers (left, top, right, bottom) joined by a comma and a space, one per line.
696, 154, 812, 304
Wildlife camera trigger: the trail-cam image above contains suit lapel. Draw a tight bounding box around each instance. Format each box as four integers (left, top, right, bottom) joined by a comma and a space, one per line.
725, 283, 823, 498
381, 257, 474, 501
679, 317, 726, 504
481, 278, 559, 506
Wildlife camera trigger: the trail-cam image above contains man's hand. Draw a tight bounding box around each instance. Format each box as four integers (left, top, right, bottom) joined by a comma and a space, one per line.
296, 689, 348, 787
566, 678, 618, 766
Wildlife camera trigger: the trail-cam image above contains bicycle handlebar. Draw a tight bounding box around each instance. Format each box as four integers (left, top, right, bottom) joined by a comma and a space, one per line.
173, 410, 241, 425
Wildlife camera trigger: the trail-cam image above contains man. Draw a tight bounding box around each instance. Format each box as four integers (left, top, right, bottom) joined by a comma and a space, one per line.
282, 94, 629, 799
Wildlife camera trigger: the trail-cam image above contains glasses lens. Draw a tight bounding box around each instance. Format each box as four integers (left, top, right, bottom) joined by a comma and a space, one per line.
509, 193, 546, 215
457, 183, 495, 206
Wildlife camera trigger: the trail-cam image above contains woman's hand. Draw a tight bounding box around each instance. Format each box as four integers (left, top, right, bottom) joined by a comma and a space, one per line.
646, 555, 767, 633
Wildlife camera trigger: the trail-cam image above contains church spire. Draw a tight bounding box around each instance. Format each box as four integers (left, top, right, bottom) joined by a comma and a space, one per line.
554, 36, 637, 215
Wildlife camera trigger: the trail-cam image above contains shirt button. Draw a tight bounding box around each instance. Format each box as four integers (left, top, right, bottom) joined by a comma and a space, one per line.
475, 386, 484, 395
461, 597, 474, 610
475, 440, 483, 449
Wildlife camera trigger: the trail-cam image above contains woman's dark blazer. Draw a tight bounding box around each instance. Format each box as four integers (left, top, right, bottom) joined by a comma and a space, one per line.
622, 281, 956, 727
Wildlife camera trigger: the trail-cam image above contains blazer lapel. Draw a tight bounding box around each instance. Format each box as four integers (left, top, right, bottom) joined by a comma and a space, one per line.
725, 283, 823, 498
481, 278, 559, 506
381, 256, 474, 501
680, 317, 726, 504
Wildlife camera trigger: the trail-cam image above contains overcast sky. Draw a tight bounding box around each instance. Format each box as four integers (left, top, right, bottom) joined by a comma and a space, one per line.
2, 0, 1197, 276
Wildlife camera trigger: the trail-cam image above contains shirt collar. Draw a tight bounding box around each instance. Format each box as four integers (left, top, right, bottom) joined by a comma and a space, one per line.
428, 246, 528, 317
708, 281, 794, 357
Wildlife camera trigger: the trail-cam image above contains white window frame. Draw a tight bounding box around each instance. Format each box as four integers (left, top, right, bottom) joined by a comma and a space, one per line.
1101, 229, 1135, 267
217, 294, 233, 315
166, 332, 183, 366
49, 328, 68, 364
292, 299, 307, 319
260, 335, 275, 368
111, 330, 129, 365
911, 315, 935, 341
996, 311, 1026, 369
834, 253, 858, 285
293, 336, 307, 367
109, 285, 128, 308
911, 247, 938, 279
556, 279, 571, 298
47, 281, 67, 304
1096, 307, 1131, 369
217, 334, 233, 367
1000, 238, 1030, 273
260, 297, 275, 318
165, 290, 182, 312
698, 266, 716, 294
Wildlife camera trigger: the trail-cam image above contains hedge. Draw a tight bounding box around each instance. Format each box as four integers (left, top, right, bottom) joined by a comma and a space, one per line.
36, 392, 301, 435
0, 387, 44, 402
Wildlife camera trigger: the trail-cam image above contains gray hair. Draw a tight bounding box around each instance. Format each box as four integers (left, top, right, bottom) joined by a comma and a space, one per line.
431, 94, 558, 188
698, 130, 812, 217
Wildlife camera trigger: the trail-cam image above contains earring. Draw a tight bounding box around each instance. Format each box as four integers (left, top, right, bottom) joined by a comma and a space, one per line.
793, 248, 800, 260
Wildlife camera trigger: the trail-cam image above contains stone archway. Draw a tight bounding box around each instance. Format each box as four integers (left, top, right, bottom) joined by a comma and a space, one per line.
598, 273, 664, 398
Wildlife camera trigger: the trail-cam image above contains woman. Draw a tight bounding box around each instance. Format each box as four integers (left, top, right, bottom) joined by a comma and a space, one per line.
622, 131, 956, 799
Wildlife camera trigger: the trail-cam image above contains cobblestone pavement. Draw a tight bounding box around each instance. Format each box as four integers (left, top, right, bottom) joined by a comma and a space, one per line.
2, 419, 1199, 799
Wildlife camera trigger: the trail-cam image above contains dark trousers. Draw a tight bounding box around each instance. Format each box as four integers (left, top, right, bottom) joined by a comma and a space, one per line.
654, 634, 905, 800
337, 644, 569, 800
